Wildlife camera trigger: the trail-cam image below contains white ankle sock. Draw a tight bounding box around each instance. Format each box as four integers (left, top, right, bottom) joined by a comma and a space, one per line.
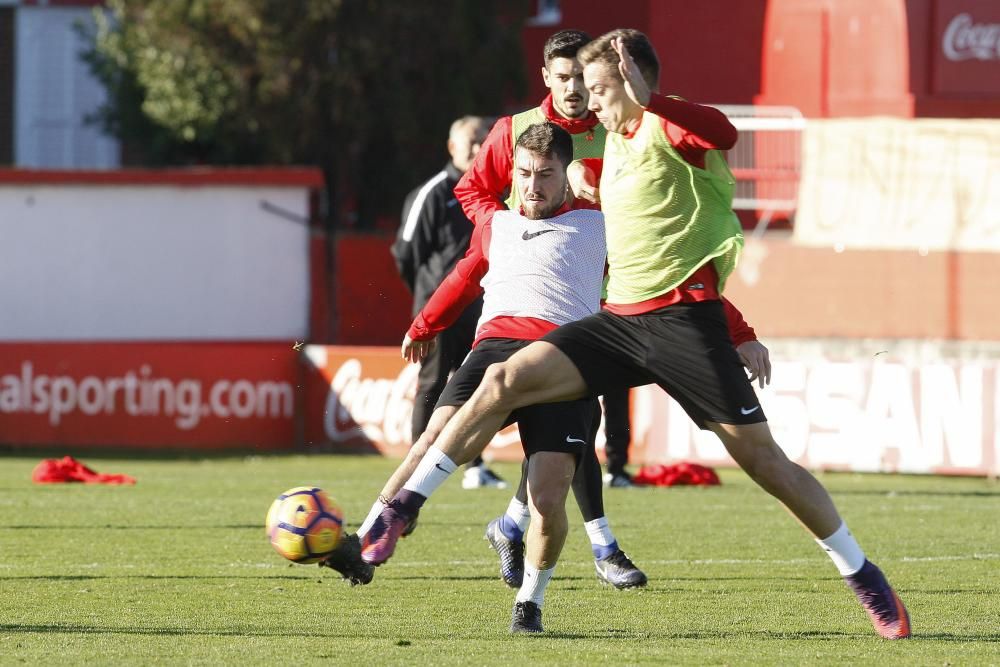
584, 516, 616, 549
515, 563, 555, 607
505, 498, 531, 533
356, 499, 386, 539
816, 521, 866, 576
402, 447, 458, 498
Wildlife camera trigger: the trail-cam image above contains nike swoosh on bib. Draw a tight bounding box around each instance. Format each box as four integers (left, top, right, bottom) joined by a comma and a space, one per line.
522, 229, 557, 241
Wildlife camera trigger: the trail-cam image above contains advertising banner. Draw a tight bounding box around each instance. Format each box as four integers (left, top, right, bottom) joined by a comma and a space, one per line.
933, 0, 1000, 95
0, 343, 299, 450
794, 118, 1000, 252
634, 351, 999, 476
303, 343, 999, 476
301, 345, 532, 460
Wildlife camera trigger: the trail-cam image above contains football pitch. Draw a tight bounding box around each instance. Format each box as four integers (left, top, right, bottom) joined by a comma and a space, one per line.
2, 454, 998, 665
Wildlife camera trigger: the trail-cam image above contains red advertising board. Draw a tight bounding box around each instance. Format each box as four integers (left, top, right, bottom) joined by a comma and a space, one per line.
300, 345, 529, 460
8, 341, 995, 477
933, 0, 1000, 94
0, 343, 299, 450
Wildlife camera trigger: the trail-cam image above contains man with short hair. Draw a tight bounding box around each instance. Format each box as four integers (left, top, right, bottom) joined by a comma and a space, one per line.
454, 29, 651, 588
391, 115, 506, 490
363, 29, 911, 641
382, 122, 605, 632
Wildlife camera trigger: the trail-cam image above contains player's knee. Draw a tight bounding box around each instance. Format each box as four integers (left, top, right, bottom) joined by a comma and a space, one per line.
481, 362, 521, 406
529, 488, 567, 520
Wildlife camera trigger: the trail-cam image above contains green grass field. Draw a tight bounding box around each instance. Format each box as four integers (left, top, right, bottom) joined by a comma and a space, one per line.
2, 454, 998, 665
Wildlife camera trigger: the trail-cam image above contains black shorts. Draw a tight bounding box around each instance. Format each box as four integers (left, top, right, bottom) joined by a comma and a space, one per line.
541, 301, 766, 429
437, 338, 598, 460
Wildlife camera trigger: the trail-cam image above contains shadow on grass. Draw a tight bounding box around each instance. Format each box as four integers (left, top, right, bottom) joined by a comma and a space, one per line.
0, 623, 345, 638
4, 524, 262, 530
832, 489, 1000, 498
382, 574, 518, 583
3, 622, 995, 643
540, 629, 859, 640
0, 575, 333, 581
4, 520, 487, 531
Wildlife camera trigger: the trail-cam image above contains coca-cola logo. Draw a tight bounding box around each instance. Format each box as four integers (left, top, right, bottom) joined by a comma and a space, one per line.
942, 13, 1000, 61
319, 356, 524, 450
323, 358, 418, 446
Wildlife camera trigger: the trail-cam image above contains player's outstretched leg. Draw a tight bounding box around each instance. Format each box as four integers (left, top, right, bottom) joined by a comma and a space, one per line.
711, 421, 910, 639
360, 445, 461, 565
353, 407, 459, 567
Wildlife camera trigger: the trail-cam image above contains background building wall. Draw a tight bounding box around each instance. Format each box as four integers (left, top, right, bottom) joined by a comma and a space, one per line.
12, 4, 119, 168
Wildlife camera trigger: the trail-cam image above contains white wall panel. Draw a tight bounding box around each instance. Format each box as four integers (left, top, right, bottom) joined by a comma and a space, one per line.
0, 185, 310, 340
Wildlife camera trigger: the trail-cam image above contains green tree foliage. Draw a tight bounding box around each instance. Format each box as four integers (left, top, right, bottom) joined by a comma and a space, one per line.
81, 0, 528, 228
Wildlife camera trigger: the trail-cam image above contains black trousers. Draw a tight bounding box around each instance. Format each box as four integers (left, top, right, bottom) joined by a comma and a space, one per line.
411, 300, 483, 467
602, 387, 632, 475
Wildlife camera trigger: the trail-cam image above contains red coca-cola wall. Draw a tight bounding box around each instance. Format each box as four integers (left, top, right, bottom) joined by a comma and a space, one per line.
326, 1, 1000, 347
519, 0, 1000, 118
755, 0, 915, 116
522, 0, 767, 105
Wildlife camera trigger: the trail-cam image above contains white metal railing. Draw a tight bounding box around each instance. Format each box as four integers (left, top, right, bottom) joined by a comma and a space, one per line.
713, 105, 806, 236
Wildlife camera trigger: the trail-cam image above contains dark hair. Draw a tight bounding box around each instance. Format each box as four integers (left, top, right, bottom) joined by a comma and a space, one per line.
543, 29, 592, 65
578, 28, 659, 88
515, 122, 574, 168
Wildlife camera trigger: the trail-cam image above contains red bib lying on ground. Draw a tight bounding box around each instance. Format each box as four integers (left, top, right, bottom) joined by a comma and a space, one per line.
632, 462, 720, 487
31, 456, 136, 485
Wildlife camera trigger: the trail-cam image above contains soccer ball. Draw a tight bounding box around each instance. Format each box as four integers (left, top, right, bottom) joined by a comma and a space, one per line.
265, 486, 344, 564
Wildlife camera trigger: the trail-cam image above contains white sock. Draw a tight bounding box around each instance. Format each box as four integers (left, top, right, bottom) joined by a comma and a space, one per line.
816, 521, 866, 576
505, 498, 531, 533
356, 499, 386, 539
515, 563, 556, 607
402, 447, 458, 498
584, 516, 616, 549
